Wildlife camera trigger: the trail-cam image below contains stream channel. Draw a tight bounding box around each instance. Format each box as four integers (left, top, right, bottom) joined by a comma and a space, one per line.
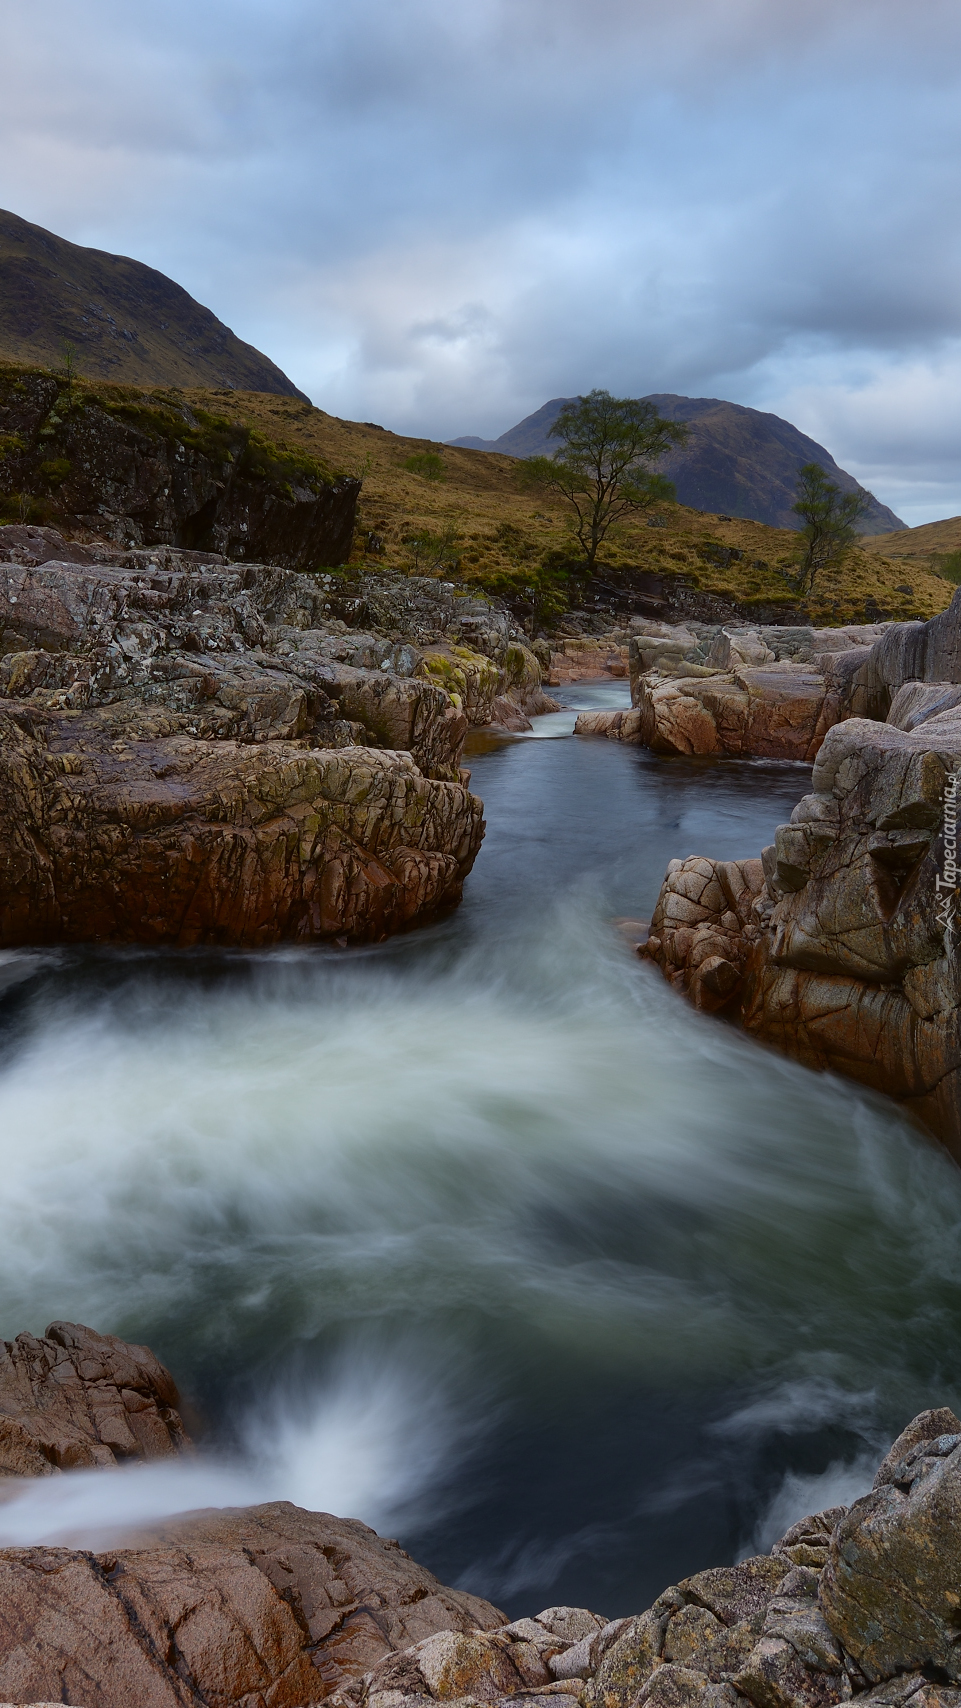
1, 681, 960, 1617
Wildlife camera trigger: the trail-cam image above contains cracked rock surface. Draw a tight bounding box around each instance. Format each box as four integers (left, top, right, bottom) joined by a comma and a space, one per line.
642, 598, 961, 1150
0, 527, 553, 946
0, 1321, 189, 1476
1, 1332, 960, 1708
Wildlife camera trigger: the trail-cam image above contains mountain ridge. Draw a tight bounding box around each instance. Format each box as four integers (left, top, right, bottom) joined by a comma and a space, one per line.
450, 393, 905, 535
0, 208, 307, 398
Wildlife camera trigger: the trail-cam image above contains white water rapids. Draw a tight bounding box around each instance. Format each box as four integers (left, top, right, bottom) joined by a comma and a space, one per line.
0, 684, 958, 1613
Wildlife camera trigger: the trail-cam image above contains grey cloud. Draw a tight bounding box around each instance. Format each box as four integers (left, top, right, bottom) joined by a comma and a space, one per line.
2, 0, 960, 517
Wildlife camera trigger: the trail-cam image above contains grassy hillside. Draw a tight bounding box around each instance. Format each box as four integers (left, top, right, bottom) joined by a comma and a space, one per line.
860, 514, 961, 585
452, 392, 905, 535
2, 363, 952, 627
0, 210, 306, 397
184, 387, 954, 626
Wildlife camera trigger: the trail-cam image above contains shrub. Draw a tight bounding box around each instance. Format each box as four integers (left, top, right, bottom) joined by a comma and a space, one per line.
403, 451, 446, 481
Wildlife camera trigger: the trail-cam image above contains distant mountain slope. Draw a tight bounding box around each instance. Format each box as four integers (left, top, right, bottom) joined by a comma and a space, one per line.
0, 209, 307, 398
450, 394, 905, 534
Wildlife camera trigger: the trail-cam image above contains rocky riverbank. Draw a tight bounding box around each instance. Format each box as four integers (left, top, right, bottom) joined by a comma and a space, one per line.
2, 1325, 961, 1708
0, 526, 552, 946
639, 596, 961, 1150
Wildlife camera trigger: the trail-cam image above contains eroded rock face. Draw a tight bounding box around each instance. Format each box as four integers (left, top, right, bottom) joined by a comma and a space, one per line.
820, 1410, 961, 1683
568, 621, 891, 761
0, 1322, 189, 1475
0, 533, 510, 945
0, 374, 360, 568
849, 591, 961, 720
643, 704, 961, 1149
0, 703, 483, 947
0, 1502, 505, 1708
5, 1402, 961, 1708
631, 666, 837, 761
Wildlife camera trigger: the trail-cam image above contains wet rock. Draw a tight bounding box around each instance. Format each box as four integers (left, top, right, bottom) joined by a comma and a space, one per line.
820, 1427, 961, 1682
574, 709, 643, 742
0, 1321, 189, 1475
733, 1638, 851, 1708
0, 1501, 505, 1708
0, 703, 484, 947
644, 705, 961, 1150
586, 1608, 672, 1708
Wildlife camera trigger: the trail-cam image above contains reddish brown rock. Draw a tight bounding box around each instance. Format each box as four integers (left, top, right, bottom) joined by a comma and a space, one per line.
0, 1502, 505, 1708
549, 638, 630, 683
631, 666, 837, 760
0, 1322, 189, 1476
643, 709, 961, 1149
0, 702, 484, 948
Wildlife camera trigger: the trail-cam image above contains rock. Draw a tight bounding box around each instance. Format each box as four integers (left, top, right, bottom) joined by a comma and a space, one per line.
645, 857, 765, 1013
872, 1407, 961, 1487
636, 1663, 739, 1708
733, 1637, 851, 1708
0, 703, 483, 947
820, 1429, 961, 1682
9, 1401, 961, 1708
772, 1512, 848, 1570
549, 638, 630, 683
548, 1622, 630, 1681
0, 1501, 505, 1708
0, 375, 360, 567
631, 666, 837, 760
644, 705, 961, 1150
679, 1558, 791, 1631
663, 1604, 756, 1678
886, 682, 961, 733
0, 1321, 189, 1475
0, 537, 501, 946
849, 590, 961, 719
587, 1608, 673, 1708
574, 709, 643, 741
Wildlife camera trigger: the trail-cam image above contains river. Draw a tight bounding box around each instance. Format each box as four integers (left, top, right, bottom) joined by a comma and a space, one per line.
0, 681, 959, 1618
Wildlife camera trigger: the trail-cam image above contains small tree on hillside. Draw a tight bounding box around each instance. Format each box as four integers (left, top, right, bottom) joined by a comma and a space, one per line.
792, 462, 870, 595
518, 389, 688, 572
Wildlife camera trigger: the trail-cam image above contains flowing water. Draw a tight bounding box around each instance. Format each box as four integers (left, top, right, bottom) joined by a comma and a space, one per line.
1, 682, 960, 1616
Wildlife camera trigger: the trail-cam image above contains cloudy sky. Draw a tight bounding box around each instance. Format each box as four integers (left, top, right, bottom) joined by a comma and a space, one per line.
3, 0, 959, 523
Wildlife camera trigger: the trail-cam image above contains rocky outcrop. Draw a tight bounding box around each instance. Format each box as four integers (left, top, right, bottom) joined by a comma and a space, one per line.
549, 638, 630, 683
573, 621, 895, 759
628, 664, 838, 761
848, 591, 961, 721
0, 529, 499, 945
0, 702, 482, 948
0, 1501, 505, 1708
1, 1318, 961, 1708
644, 708, 961, 1149
0, 370, 358, 567
0, 1322, 190, 1476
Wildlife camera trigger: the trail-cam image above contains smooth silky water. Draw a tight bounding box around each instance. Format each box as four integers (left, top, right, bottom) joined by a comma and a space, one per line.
1, 680, 960, 1615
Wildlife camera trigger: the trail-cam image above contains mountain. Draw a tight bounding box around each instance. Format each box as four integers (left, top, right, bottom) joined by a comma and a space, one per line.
450, 394, 905, 534
0, 209, 307, 398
